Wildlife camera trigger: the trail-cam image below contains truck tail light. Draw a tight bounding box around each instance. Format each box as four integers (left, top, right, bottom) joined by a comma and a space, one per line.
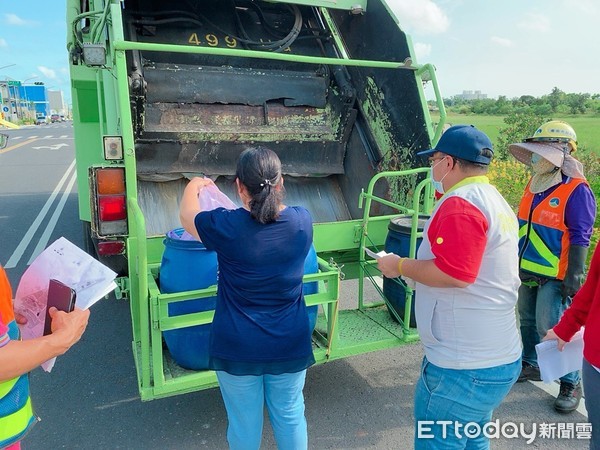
98, 195, 126, 221
97, 240, 125, 256
93, 167, 127, 236
97, 168, 125, 194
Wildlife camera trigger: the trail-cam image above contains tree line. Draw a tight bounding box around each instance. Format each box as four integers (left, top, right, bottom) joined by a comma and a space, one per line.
440, 87, 600, 116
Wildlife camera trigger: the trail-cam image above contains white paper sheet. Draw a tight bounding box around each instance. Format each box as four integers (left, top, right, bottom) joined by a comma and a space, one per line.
365, 248, 389, 259
535, 329, 584, 383
13, 237, 117, 371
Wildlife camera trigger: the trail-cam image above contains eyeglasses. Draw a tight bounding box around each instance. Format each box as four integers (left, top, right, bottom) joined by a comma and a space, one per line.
428, 155, 459, 167
428, 156, 446, 166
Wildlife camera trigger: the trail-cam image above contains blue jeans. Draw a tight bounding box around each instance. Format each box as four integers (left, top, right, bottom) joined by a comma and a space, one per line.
517, 280, 580, 385
583, 358, 600, 450
216, 370, 308, 450
414, 357, 520, 450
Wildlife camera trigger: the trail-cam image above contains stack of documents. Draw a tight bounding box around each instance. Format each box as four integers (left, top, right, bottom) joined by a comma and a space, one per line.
14, 237, 117, 371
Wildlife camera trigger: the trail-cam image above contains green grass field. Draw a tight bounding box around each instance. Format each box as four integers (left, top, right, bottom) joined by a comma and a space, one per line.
432, 112, 600, 257
432, 113, 600, 154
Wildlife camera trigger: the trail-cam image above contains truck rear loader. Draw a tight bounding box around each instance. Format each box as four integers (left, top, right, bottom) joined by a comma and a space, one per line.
67, 0, 446, 400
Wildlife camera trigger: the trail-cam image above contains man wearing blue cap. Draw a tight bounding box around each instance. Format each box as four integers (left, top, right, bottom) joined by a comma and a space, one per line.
378, 125, 522, 449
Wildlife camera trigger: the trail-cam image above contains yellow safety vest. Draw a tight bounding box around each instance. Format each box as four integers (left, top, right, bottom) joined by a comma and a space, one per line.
517, 178, 585, 280
1, 266, 37, 448
0, 372, 37, 448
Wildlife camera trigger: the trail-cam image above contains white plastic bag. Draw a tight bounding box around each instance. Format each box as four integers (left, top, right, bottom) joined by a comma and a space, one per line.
198, 183, 237, 211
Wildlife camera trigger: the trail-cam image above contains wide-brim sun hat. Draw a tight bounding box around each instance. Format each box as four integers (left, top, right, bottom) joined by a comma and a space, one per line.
509, 141, 565, 168
509, 141, 586, 180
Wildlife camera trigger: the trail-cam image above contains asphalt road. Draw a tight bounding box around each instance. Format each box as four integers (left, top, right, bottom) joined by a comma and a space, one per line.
0, 124, 592, 449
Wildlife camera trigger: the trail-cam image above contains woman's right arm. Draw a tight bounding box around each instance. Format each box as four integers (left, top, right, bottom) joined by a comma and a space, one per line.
0, 307, 89, 382
179, 177, 215, 240
551, 246, 600, 344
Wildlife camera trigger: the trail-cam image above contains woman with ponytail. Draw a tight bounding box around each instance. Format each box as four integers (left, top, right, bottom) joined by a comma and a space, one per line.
180, 147, 315, 450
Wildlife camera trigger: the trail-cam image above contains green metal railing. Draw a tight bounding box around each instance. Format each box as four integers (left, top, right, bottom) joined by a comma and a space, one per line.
358, 168, 433, 337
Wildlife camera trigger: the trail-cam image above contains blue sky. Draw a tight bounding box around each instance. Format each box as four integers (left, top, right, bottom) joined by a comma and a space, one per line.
0, 2, 69, 100
1, 0, 599, 105
389, 0, 600, 99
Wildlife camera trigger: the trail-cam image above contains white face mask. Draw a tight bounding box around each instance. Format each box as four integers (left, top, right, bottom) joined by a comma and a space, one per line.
430, 158, 449, 194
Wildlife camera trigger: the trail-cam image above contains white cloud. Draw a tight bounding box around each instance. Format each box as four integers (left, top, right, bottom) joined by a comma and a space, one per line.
4, 13, 34, 26
518, 13, 550, 32
387, 0, 450, 35
561, 0, 599, 16
0, 38, 7, 48
490, 36, 513, 47
38, 66, 57, 79
414, 42, 432, 59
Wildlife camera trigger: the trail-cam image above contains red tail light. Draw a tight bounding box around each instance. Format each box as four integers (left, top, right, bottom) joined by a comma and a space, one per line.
97, 240, 125, 256
98, 195, 126, 221
93, 167, 127, 236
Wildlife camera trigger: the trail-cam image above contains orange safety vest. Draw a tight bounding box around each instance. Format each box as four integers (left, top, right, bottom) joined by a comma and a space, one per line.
0, 267, 37, 448
517, 178, 586, 280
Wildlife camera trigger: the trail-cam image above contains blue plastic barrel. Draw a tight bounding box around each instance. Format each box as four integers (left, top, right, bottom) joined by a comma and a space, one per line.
160, 230, 319, 369
160, 228, 218, 370
382, 215, 429, 327
303, 244, 319, 331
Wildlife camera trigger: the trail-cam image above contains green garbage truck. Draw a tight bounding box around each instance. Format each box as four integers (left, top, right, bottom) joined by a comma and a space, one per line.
67, 0, 446, 400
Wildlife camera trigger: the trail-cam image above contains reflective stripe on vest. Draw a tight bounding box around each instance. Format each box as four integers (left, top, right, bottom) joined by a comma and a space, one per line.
0, 374, 36, 448
517, 178, 586, 280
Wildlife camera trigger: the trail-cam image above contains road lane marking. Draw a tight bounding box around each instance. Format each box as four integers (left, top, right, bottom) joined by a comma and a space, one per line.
28, 170, 78, 264
4, 160, 76, 269
0, 138, 39, 155
12, 136, 23, 140
32, 143, 69, 150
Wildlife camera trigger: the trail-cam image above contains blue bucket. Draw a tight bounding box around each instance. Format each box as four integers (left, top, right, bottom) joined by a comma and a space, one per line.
303, 244, 319, 331
382, 215, 428, 327
160, 228, 217, 370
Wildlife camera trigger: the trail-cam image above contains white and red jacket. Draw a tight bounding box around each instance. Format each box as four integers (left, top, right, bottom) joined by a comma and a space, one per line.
416, 176, 522, 369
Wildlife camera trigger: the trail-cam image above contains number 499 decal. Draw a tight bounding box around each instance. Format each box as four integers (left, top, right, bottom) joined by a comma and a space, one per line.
187, 33, 292, 51
188, 33, 237, 48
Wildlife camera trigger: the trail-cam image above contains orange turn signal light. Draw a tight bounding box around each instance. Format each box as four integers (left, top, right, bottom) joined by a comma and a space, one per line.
97, 168, 125, 195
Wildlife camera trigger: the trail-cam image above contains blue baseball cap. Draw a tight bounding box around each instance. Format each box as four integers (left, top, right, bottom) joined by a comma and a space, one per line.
417, 125, 494, 165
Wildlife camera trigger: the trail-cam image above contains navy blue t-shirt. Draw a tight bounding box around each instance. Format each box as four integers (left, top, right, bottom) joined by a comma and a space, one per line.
195, 206, 316, 375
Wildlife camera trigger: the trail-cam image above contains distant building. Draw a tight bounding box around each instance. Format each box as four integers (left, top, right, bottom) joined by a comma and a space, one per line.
456, 90, 488, 100
0, 80, 25, 122
48, 90, 67, 117
0, 80, 53, 122
20, 84, 50, 120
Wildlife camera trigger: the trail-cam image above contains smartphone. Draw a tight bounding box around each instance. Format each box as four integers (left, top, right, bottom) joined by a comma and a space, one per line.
44, 279, 77, 336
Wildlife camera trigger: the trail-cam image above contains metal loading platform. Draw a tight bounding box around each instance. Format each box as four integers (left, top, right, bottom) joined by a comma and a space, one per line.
129, 168, 432, 401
